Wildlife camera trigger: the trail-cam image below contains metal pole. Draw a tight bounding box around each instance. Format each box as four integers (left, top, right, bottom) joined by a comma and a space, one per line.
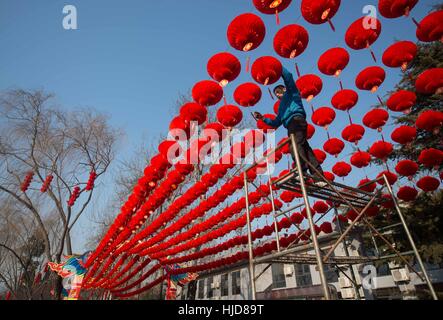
382, 175, 438, 300
290, 134, 331, 300
267, 161, 281, 252
334, 207, 362, 300
244, 172, 257, 300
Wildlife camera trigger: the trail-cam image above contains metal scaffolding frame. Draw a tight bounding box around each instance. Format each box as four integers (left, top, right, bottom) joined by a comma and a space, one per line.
196, 135, 438, 300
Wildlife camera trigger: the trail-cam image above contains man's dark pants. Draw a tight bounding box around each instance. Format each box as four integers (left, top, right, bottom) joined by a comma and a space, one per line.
287, 115, 324, 176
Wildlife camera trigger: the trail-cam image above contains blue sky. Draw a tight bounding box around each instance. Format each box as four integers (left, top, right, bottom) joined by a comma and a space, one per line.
0, 0, 439, 252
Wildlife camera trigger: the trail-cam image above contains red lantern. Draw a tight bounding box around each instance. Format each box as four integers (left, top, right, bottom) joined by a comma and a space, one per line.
391, 126, 416, 145
332, 161, 352, 177
307, 124, 316, 139
415, 110, 443, 134
355, 66, 386, 93
417, 176, 440, 192
313, 149, 327, 165
324, 171, 335, 182
192, 80, 223, 107
158, 140, 179, 159
418, 148, 443, 169
227, 13, 266, 52
382, 41, 417, 71
280, 191, 296, 203
416, 10, 443, 43
273, 100, 280, 114
234, 83, 262, 107
342, 124, 365, 145
350, 151, 371, 168
318, 47, 349, 77
386, 90, 416, 113
273, 24, 309, 59
296, 74, 323, 101
415, 68, 443, 95
311, 107, 336, 129
313, 200, 329, 214
358, 178, 376, 192
369, 141, 393, 160
169, 116, 190, 140
301, 0, 341, 31
395, 160, 419, 178
323, 138, 344, 157
397, 186, 418, 202
320, 221, 333, 234
253, 0, 292, 24
207, 52, 241, 87
377, 171, 398, 185
180, 103, 207, 125
378, 0, 418, 18
244, 129, 266, 148
345, 17, 382, 50
363, 108, 389, 131
331, 89, 358, 111
257, 114, 277, 133
251, 56, 283, 85
216, 105, 243, 128
203, 122, 225, 141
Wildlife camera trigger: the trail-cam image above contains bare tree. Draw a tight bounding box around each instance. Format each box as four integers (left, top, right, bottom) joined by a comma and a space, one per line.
0, 89, 120, 299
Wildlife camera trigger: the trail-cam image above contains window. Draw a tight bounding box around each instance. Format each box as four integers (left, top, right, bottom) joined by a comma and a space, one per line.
221, 274, 229, 296
295, 264, 312, 288
231, 271, 241, 295
206, 277, 214, 298
197, 280, 204, 299
272, 264, 287, 289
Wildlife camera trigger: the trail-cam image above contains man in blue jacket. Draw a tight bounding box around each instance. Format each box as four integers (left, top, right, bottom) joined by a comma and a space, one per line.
254, 67, 324, 179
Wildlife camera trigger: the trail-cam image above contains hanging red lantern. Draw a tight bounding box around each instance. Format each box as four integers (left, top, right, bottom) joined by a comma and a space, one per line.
296, 74, 323, 101
307, 124, 316, 139
417, 176, 440, 192
358, 178, 376, 192
280, 191, 296, 203
257, 114, 277, 133
363, 108, 389, 131
379, 0, 418, 18
323, 138, 345, 157
313, 200, 329, 214
273, 24, 309, 59
386, 90, 416, 113
313, 149, 327, 165
416, 10, 443, 43
20, 171, 34, 192
180, 103, 208, 125
355, 66, 386, 93
253, 0, 292, 24
301, 0, 341, 31
324, 171, 335, 182
418, 148, 443, 169
234, 83, 262, 107
351, 151, 371, 168
169, 116, 190, 140
244, 129, 266, 148
382, 41, 417, 71
331, 89, 359, 111
318, 47, 349, 77
395, 160, 419, 178
345, 17, 382, 61
332, 161, 352, 177
227, 13, 266, 52
207, 52, 241, 87
377, 171, 398, 185
342, 124, 365, 145
251, 56, 283, 85
203, 122, 225, 141
192, 80, 224, 107
391, 125, 417, 145
311, 107, 336, 129
415, 68, 443, 95
216, 105, 243, 128
415, 110, 443, 134
397, 186, 418, 202
273, 100, 280, 114
369, 141, 393, 160
320, 221, 333, 234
